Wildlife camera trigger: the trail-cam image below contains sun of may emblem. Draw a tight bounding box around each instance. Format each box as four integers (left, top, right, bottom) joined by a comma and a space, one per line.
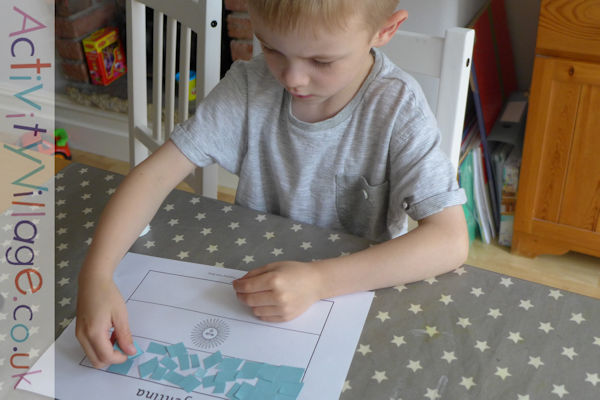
191, 318, 230, 349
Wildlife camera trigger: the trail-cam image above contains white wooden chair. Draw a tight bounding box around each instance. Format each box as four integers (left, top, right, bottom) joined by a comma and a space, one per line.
126, 0, 222, 198
382, 28, 475, 172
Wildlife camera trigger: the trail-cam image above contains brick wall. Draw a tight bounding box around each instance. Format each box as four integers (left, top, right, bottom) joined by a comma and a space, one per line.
55, 0, 124, 83
224, 0, 254, 61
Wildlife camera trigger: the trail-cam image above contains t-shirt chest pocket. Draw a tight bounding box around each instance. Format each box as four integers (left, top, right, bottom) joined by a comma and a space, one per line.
335, 174, 389, 240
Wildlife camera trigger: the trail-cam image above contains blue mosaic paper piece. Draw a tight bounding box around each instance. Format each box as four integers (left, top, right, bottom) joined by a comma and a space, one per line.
255, 379, 278, 396
278, 382, 304, 396
219, 357, 243, 372
215, 369, 237, 383
236, 361, 263, 379
164, 370, 185, 385
138, 357, 159, 378
113, 341, 143, 359
226, 382, 241, 399
190, 354, 200, 368
257, 364, 280, 382
234, 382, 255, 400
277, 366, 304, 383
194, 367, 207, 379
273, 394, 297, 400
146, 342, 167, 355
166, 342, 188, 358
107, 358, 134, 375
202, 375, 217, 388
213, 381, 226, 394
160, 356, 178, 370
150, 365, 168, 380
178, 354, 191, 370
179, 375, 202, 393
203, 351, 223, 369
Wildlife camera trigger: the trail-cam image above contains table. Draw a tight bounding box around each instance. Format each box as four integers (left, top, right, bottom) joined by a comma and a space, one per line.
51, 162, 600, 399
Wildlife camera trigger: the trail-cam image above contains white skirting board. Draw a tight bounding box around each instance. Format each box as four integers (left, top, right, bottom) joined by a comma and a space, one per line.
55, 94, 239, 190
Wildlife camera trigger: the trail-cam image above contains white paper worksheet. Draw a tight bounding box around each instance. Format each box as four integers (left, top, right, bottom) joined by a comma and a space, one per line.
19, 253, 374, 400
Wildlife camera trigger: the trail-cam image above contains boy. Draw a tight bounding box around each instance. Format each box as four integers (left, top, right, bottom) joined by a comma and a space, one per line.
76, 0, 469, 368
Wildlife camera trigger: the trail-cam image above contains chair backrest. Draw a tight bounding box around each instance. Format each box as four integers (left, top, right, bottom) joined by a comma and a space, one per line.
126, 0, 222, 197
382, 27, 474, 172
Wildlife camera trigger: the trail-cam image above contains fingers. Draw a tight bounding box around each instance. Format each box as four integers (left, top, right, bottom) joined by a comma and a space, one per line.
233, 269, 281, 294
76, 320, 128, 368
113, 310, 136, 356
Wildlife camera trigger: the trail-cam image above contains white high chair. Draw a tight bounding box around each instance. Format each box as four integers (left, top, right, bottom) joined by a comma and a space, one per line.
381, 28, 475, 172
126, 0, 222, 198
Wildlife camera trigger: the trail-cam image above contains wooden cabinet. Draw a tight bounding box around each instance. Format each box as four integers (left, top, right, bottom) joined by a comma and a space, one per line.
512, 0, 600, 258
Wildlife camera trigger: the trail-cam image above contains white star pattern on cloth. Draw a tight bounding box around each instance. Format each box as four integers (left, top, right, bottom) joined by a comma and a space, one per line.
85, 237, 93, 245
408, 304, 422, 314
200, 228, 212, 236
439, 294, 453, 305
235, 238, 247, 246
585, 373, 600, 386
453, 266, 467, 275
470, 287, 485, 297
57, 277, 70, 286
82, 207, 92, 214
57, 243, 68, 251
407, 360, 422, 372
425, 326, 439, 337
163, 204, 174, 211
58, 260, 69, 269
495, 367, 511, 380
195, 212, 206, 220
57, 199, 66, 206
206, 244, 218, 253
271, 248, 283, 256
176, 251, 189, 260
229, 222, 240, 230
519, 299, 534, 310
394, 285, 407, 292
81, 193, 92, 200
528, 356, 544, 369
189, 197, 200, 204
57, 227, 67, 235
342, 381, 351, 392
507, 331, 524, 343
539, 322, 554, 333
457, 317, 471, 328
290, 224, 302, 232
500, 277, 513, 287
214, 262, 225, 267
548, 289, 563, 300
242, 255, 255, 264
459, 377, 476, 390
56, 185, 65, 192
475, 341, 490, 352
424, 277, 438, 285
517, 395, 531, 400
424, 388, 441, 400
58, 297, 71, 307
59, 318, 72, 329
391, 335, 405, 347
56, 212, 67, 220
441, 351, 457, 363
255, 214, 267, 222
488, 308, 503, 319
594, 337, 600, 346
561, 347, 578, 360
80, 180, 89, 187
222, 206, 233, 213
372, 370, 387, 383
551, 384, 568, 398
106, 188, 116, 195
300, 242, 312, 250
168, 219, 179, 226
172, 235, 184, 243
264, 232, 275, 240
570, 313, 586, 324
104, 174, 114, 181
144, 241, 155, 248
357, 344, 371, 356
328, 233, 340, 242
79, 167, 88, 174
376, 311, 390, 322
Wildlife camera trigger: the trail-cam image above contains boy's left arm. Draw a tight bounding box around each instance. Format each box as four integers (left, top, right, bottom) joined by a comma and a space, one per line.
233, 204, 469, 322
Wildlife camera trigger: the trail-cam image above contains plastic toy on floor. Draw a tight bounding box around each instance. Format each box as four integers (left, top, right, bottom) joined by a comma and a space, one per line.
19, 128, 72, 160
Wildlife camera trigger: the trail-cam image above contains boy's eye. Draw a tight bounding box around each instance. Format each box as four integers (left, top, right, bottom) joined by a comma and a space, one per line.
313, 59, 333, 67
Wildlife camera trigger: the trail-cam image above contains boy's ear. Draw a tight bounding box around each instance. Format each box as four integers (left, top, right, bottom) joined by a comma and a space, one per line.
371, 10, 408, 47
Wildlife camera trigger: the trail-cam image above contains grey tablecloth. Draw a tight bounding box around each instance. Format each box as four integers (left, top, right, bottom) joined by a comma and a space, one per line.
53, 163, 600, 400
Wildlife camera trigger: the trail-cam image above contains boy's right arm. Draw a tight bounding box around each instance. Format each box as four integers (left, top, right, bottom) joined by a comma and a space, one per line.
75, 140, 196, 368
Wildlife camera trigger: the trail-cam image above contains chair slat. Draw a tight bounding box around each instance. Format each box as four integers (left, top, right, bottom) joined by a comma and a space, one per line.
152, 10, 164, 141
178, 25, 192, 122
164, 17, 177, 137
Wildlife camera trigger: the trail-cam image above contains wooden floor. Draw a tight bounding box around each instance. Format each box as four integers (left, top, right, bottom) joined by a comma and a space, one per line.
63, 148, 600, 299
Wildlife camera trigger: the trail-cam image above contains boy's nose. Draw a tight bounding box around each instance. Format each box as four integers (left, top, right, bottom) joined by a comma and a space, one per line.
281, 62, 309, 89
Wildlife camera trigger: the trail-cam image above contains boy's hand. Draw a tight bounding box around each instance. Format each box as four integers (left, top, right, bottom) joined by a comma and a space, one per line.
75, 276, 137, 368
233, 261, 323, 322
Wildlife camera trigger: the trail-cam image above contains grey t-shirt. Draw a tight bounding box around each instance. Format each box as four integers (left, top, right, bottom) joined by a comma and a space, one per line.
170, 48, 465, 241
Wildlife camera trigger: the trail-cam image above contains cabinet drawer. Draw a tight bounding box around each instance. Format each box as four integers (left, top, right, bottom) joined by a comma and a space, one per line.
537, 0, 600, 62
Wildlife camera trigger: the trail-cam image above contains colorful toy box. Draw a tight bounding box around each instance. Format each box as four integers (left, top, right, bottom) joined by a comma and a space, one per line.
82, 27, 127, 86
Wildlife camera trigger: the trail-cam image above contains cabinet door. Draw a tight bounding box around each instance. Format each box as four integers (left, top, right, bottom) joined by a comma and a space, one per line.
513, 56, 600, 257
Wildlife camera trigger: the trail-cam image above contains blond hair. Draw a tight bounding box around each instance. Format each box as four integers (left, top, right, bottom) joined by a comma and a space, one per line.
247, 0, 399, 36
